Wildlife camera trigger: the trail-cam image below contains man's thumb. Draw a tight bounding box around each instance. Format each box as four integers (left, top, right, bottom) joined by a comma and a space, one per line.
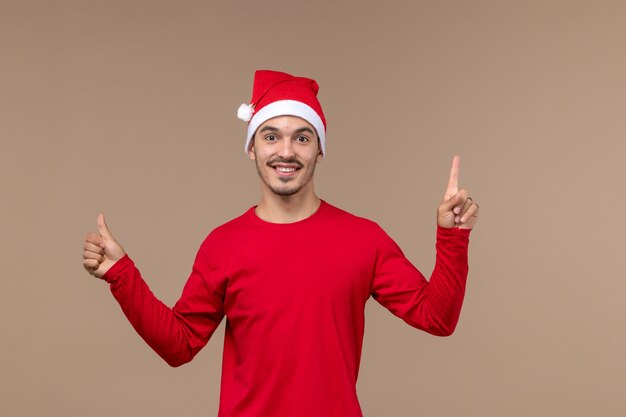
98, 213, 114, 240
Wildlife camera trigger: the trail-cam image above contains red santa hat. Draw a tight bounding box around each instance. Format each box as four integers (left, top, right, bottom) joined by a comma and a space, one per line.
237, 70, 327, 157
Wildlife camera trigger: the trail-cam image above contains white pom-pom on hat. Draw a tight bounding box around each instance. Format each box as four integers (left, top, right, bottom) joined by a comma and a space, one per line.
237, 103, 254, 122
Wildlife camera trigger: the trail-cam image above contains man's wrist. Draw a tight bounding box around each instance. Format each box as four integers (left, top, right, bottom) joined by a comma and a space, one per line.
102, 254, 133, 284
436, 224, 472, 241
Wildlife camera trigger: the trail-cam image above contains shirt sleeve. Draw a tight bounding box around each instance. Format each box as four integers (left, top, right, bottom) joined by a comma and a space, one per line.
102, 243, 226, 367
370, 225, 471, 336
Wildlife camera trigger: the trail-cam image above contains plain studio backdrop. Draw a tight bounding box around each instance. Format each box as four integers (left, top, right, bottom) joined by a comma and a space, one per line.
1, 1, 624, 416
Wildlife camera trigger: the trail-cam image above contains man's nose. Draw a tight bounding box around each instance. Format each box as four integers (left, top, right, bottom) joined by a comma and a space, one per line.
277, 138, 295, 158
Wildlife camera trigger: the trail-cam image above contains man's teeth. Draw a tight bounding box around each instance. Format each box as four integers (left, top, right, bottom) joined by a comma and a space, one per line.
276, 167, 296, 173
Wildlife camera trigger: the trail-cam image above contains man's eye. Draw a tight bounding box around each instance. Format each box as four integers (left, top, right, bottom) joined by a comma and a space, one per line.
265, 135, 277, 141
296, 136, 309, 143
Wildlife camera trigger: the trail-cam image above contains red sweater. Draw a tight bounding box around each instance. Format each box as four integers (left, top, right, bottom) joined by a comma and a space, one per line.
103, 200, 471, 417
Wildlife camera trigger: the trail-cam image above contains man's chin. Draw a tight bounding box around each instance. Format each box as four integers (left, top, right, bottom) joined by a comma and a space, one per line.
269, 186, 300, 197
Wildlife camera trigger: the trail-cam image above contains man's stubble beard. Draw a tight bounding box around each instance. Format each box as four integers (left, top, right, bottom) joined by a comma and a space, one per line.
254, 155, 317, 197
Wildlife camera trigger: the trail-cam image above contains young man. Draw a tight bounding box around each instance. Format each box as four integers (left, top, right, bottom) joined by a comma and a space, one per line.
82, 70, 479, 417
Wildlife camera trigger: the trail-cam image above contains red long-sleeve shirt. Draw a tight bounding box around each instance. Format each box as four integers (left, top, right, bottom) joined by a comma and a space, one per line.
103, 200, 471, 417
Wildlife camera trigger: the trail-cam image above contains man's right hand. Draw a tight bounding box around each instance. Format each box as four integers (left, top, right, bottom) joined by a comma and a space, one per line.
83, 214, 126, 279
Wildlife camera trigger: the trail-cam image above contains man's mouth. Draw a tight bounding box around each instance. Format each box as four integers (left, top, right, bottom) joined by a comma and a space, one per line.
271, 165, 300, 176
269, 160, 302, 177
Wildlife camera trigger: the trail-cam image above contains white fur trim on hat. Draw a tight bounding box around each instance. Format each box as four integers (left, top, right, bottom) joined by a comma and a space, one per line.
244, 100, 326, 158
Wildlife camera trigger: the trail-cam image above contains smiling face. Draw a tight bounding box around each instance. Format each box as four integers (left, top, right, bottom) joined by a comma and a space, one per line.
248, 115, 323, 198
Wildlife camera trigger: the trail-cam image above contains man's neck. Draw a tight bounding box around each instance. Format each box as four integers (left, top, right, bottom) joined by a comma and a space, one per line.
255, 192, 321, 224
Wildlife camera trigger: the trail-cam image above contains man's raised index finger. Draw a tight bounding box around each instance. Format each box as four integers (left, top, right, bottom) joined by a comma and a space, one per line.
446, 155, 460, 195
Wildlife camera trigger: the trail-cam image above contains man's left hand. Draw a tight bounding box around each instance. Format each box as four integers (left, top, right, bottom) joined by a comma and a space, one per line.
437, 155, 479, 229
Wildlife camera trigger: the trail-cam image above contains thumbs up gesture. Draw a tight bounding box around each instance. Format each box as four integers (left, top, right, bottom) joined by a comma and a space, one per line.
82, 214, 127, 279
437, 156, 479, 229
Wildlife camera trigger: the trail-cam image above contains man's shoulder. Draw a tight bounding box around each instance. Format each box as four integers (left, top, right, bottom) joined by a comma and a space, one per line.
196, 206, 256, 249
209, 207, 255, 235
321, 201, 381, 231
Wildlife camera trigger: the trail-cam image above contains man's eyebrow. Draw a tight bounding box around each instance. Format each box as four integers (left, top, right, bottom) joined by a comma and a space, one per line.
294, 127, 315, 135
259, 125, 279, 133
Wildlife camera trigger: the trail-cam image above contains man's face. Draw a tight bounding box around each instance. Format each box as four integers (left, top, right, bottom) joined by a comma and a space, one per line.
248, 115, 322, 197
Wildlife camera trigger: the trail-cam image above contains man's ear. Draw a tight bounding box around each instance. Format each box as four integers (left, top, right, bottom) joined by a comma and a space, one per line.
316, 137, 323, 162
247, 138, 256, 160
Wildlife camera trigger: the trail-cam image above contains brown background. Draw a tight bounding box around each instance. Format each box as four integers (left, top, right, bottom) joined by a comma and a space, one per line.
1, 1, 625, 416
